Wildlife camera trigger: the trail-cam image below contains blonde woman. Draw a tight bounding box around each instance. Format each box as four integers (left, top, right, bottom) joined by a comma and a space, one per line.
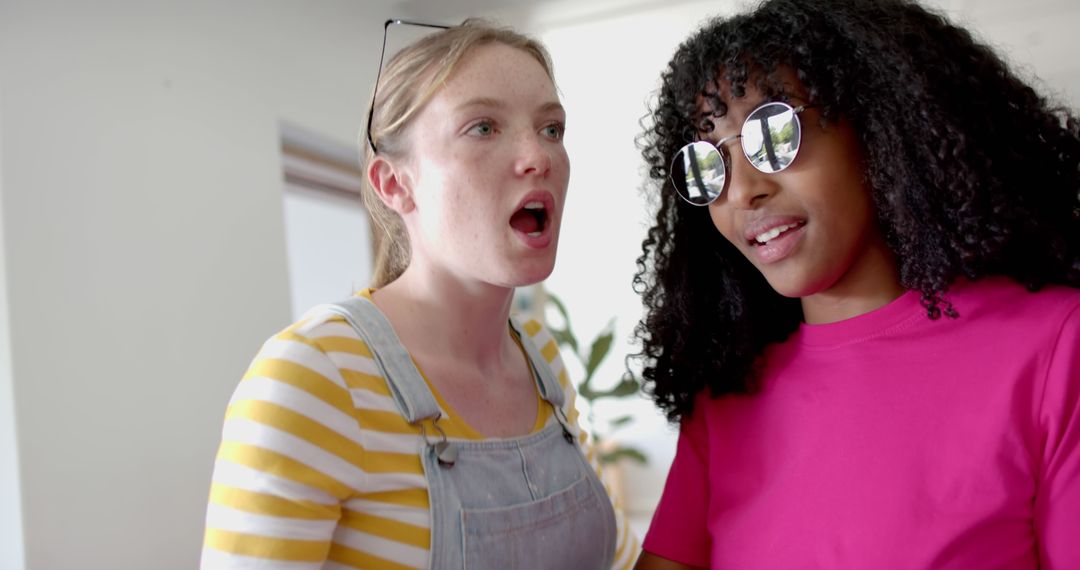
201, 19, 638, 569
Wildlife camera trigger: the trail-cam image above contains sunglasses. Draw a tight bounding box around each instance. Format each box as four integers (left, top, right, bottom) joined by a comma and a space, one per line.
366, 19, 453, 154
669, 101, 811, 206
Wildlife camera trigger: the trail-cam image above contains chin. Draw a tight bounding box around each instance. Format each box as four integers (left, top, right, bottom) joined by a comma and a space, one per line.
506, 258, 556, 287
478, 261, 555, 289
769, 286, 807, 299
761, 272, 825, 299
517, 265, 556, 287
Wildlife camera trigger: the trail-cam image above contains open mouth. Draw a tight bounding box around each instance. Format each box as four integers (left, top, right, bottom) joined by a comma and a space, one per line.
750, 221, 805, 246
510, 201, 549, 237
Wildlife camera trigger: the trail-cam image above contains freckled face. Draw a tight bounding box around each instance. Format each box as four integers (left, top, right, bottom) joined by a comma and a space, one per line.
400, 43, 569, 288
704, 74, 893, 302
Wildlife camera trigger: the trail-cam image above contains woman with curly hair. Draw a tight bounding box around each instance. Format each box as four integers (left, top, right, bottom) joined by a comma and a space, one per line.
632, 0, 1080, 568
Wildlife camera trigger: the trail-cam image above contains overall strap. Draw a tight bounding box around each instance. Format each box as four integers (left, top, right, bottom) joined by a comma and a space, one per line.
316, 296, 442, 424
509, 316, 566, 409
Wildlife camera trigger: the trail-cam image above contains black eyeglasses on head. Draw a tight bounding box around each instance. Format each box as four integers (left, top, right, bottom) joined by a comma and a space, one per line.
366, 19, 452, 154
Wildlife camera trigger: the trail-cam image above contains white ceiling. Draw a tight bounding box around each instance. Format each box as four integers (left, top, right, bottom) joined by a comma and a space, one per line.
382, 0, 1079, 104
389, 0, 714, 30
388, 0, 1080, 28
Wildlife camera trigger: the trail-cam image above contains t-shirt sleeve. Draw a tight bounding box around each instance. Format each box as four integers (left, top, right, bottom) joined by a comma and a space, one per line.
642, 401, 712, 567
1035, 299, 1080, 567
201, 324, 364, 568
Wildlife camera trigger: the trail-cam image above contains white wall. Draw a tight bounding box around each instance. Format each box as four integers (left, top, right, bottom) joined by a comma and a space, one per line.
0, 78, 27, 570
0, 1, 392, 568
282, 186, 373, 321
937, 0, 1080, 105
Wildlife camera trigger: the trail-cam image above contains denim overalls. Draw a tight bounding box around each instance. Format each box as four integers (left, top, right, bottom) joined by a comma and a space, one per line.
323, 296, 616, 569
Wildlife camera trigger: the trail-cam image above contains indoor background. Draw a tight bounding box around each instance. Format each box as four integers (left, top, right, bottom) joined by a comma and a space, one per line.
2, 0, 1078, 568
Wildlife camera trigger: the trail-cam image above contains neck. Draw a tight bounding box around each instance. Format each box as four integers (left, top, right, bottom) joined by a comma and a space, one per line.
372, 262, 516, 365
800, 237, 906, 324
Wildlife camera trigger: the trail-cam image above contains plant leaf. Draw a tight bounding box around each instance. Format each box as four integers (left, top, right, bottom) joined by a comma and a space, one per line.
578, 383, 599, 401
608, 380, 639, 398
584, 322, 615, 381
545, 292, 578, 353
550, 327, 578, 353
599, 447, 648, 465
590, 375, 640, 399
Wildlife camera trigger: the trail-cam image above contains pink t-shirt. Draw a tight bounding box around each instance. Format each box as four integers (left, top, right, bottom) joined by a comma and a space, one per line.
644, 278, 1080, 569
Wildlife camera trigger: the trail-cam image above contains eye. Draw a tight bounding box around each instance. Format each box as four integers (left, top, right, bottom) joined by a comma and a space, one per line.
541, 122, 565, 141
466, 120, 496, 137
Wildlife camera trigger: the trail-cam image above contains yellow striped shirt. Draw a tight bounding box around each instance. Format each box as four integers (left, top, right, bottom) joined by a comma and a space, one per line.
202, 294, 639, 569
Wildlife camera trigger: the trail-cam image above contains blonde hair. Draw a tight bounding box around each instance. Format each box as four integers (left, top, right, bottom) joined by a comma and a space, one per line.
361, 19, 556, 287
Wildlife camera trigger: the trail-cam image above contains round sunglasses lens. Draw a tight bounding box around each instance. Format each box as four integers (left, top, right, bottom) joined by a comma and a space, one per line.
741, 103, 801, 173
670, 141, 725, 205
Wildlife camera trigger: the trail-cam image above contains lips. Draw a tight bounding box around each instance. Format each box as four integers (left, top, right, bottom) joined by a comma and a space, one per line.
744, 216, 806, 246
743, 215, 807, 263
752, 221, 804, 245
510, 201, 547, 236
509, 190, 556, 249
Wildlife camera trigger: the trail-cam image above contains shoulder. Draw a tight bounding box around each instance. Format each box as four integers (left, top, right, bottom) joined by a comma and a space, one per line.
514, 317, 563, 360
513, 315, 574, 393
240, 299, 395, 416
943, 278, 1080, 383
260, 307, 367, 372
512, 315, 585, 436
212, 303, 414, 512
948, 277, 1080, 333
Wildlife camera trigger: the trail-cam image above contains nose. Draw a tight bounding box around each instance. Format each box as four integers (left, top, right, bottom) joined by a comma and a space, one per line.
514, 133, 552, 178
722, 150, 778, 209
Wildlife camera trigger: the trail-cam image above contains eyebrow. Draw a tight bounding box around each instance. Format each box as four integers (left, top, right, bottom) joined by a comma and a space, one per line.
455, 97, 565, 115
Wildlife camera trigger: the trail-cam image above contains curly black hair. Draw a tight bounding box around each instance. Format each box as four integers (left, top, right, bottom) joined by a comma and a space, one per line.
632, 0, 1080, 423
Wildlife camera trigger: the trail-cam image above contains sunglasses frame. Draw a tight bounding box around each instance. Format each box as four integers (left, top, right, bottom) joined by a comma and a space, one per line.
366, 19, 453, 154
670, 101, 811, 207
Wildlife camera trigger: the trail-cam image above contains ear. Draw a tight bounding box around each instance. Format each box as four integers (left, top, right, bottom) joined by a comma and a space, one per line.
367, 155, 416, 214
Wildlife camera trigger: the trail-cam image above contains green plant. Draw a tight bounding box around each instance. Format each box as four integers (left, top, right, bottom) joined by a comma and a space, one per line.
545, 291, 647, 466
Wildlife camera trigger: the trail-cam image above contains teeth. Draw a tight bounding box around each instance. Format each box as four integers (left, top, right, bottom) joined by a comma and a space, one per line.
754, 223, 800, 244
527, 231, 542, 237
523, 201, 544, 210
